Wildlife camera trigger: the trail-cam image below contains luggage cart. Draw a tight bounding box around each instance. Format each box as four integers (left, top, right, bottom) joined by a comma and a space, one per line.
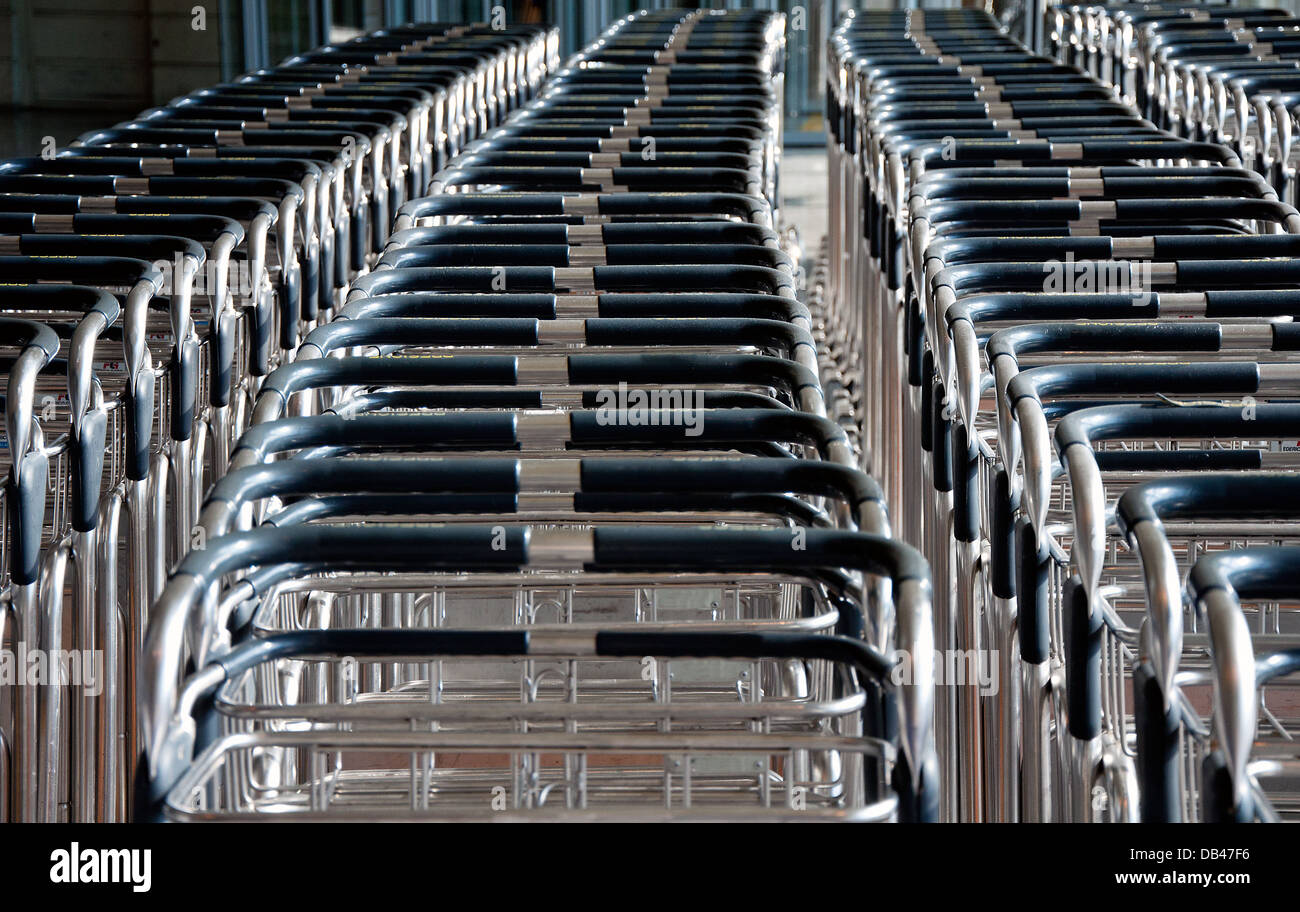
1187, 545, 1300, 822
1115, 475, 1300, 821
0, 298, 127, 822
129, 7, 939, 823
0, 19, 536, 822
137, 524, 934, 822
829, 5, 1300, 824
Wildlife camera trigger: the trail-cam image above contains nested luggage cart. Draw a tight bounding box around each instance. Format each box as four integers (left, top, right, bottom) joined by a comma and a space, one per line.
1183, 542, 1300, 822
0, 21, 553, 822
825, 4, 1300, 823
15, 0, 1300, 828
110, 8, 939, 823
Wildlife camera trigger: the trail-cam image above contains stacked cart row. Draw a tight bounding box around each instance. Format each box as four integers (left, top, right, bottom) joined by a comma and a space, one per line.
141, 6, 937, 824
0, 19, 557, 822
0, 8, 938, 822
824, 4, 1300, 823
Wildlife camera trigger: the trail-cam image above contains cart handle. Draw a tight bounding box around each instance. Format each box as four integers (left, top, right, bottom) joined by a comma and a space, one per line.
1005, 360, 1264, 550
0, 255, 164, 480
907, 136, 1240, 170
348, 263, 795, 298
375, 242, 792, 272
296, 316, 815, 362
199, 455, 884, 538
1059, 400, 1300, 603
429, 164, 764, 197
918, 197, 1299, 230
393, 191, 771, 230
914, 170, 1279, 206
251, 352, 824, 425
971, 320, 1226, 462
385, 220, 779, 249
338, 291, 812, 324
4, 287, 122, 532
0, 318, 60, 586
231, 406, 859, 477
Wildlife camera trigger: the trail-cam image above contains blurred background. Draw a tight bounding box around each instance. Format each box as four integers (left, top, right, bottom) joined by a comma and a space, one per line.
2, 1, 1288, 174
10, 0, 847, 156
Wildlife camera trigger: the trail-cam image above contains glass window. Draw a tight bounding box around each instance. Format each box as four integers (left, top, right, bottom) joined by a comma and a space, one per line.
266, 0, 318, 64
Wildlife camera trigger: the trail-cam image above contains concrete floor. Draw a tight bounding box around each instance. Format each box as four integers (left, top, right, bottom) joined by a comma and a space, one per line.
780, 147, 830, 249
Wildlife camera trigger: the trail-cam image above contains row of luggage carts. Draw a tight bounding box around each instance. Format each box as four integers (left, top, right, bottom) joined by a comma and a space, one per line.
824, 4, 1300, 823
0, 18, 557, 822
1, 7, 940, 822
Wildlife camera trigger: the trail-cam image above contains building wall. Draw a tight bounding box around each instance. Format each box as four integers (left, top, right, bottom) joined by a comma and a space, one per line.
2, 0, 222, 111
149, 0, 225, 104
